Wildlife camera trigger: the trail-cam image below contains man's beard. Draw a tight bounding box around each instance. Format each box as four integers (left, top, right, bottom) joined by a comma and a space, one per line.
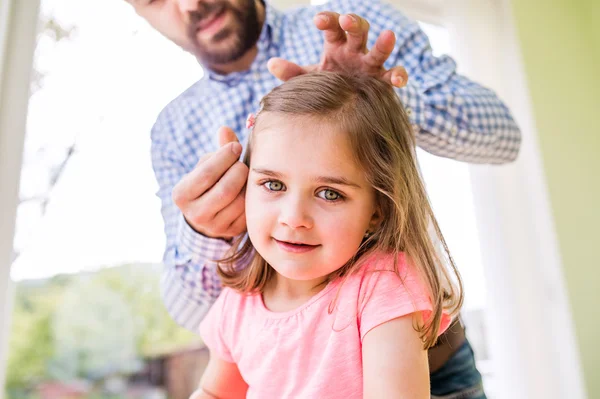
187, 0, 262, 66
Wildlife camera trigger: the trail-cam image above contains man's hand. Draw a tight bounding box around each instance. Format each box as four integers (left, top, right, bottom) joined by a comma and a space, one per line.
172, 127, 248, 240
268, 12, 408, 87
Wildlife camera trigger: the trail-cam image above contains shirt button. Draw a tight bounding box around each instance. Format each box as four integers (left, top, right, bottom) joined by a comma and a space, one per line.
451, 126, 458, 135
406, 107, 413, 118
253, 71, 261, 80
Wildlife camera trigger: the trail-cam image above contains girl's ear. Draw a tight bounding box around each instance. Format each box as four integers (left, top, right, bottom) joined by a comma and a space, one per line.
368, 207, 383, 232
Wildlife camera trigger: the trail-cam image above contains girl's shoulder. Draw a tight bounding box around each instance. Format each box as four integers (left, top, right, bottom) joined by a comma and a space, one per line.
339, 252, 451, 341
339, 251, 427, 309
351, 252, 412, 282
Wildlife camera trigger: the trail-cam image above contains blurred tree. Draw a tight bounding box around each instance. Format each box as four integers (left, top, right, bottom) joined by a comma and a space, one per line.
5, 276, 67, 398
92, 264, 200, 356
5, 264, 199, 397
51, 279, 141, 380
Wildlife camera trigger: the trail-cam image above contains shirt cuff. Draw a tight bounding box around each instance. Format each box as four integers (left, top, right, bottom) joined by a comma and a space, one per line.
395, 81, 427, 131
176, 215, 232, 263
396, 79, 467, 148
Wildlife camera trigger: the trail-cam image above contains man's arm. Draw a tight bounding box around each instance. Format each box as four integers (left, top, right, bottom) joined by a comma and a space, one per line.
151, 114, 247, 331
271, 0, 521, 164
390, 27, 520, 163
360, 0, 521, 163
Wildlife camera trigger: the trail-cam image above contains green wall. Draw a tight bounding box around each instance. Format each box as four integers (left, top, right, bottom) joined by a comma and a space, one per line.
593, 1, 600, 57
511, 0, 600, 397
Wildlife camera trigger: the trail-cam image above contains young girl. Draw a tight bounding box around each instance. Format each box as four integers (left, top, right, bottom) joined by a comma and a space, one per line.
194, 72, 463, 399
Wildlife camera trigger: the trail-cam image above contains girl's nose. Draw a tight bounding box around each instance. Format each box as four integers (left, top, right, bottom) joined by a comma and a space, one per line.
278, 197, 314, 230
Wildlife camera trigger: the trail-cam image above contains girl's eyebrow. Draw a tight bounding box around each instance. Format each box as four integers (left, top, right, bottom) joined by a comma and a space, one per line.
315, 176, 361, 188
252, 168, 361, 188
252, 168, 283, 178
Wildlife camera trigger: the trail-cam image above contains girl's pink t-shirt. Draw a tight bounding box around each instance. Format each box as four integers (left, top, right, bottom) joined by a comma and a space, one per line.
199, 253, 451, 399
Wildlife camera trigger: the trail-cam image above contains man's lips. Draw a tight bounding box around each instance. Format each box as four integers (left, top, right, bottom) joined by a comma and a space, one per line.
273, 238, 320, 254
196, 8, 227, 34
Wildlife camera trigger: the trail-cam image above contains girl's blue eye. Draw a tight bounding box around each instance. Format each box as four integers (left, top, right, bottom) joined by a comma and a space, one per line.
318, 189, 342, 201
265, 181, 285, 191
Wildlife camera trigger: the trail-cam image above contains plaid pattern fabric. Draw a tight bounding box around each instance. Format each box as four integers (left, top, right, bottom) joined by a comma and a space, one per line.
152, 0, 521, 331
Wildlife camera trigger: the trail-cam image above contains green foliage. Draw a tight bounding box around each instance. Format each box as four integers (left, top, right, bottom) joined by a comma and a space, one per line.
5, 278, 66, 392
51, 279, 141, 379
5, 264, 200, 393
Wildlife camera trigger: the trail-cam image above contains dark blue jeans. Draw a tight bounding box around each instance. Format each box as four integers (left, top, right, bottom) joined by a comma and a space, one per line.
430, 339, 487, 399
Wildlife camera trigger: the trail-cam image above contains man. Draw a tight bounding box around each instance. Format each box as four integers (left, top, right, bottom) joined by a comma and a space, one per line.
126, 0, 521, 397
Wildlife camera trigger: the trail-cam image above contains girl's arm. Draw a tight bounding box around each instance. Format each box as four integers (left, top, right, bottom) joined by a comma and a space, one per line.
190, 350, 248, 399
362, 313, 429, 399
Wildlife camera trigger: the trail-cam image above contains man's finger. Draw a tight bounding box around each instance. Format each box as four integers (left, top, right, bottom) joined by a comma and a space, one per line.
364, 30, 396, 69
268, 58, 308, 81
193, 151, 214, 168
206, 191, 246, 236
339, 14, 369, 53
174, 143, 243, 204
218, 126, 240, 147
226, 213, 247, 238
188, 161, 248, 222
382, 65, 409, 88
314, 12, 345, 44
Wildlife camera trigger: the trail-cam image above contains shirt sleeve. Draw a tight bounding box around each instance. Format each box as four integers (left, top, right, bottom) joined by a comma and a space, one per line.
199, 288, 234, 363
151, 109, 246, 332
333, 0, 522, 164
357, 255, 451, 341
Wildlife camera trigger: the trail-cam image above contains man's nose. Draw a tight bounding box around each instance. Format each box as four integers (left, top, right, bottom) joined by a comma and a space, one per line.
278, 196, 314, 230
175, 0, 201, 14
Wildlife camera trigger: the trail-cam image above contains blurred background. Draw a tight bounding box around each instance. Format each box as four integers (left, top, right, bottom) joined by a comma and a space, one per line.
0, 0, 598, 398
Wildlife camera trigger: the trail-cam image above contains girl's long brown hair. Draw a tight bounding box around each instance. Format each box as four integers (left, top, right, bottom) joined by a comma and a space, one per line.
218, 72, 463, 348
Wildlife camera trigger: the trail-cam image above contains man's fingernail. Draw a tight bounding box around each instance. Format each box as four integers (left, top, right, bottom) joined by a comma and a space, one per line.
317, 14, 328, 23
346, 14, 357, 24
393, 76, 403, 85
269, 61, 280, 73
231, 142, 242, 156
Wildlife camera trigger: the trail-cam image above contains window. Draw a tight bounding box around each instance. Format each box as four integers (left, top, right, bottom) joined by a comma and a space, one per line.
13, 0, 200, 279
7, 1, 201, 397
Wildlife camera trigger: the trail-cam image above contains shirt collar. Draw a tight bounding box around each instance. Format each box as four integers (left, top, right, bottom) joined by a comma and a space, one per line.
263, 1, 283, 48
206, 1, 284, 84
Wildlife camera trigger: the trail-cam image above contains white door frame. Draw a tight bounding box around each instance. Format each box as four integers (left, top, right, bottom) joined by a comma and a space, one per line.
0, 0, 40, 395
0, 0, 587, 398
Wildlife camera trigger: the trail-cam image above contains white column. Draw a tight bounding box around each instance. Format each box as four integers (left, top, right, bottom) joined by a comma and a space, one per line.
443, 1, 586, 398
386, 0, 444, 24
0, 0, 40, 396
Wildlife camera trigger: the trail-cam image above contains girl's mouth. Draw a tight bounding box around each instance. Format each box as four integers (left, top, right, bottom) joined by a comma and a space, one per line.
273, 239, 320, 254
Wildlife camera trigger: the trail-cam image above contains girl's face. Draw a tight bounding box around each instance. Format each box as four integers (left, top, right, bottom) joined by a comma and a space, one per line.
246, 113, 380, 284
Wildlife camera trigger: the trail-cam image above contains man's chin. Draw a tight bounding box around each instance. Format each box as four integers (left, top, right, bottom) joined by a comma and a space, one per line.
196, 45, 248, 67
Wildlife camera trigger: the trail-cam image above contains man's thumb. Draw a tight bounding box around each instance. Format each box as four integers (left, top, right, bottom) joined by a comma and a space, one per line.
218, 126, 240, 147
267, 57, 308, 81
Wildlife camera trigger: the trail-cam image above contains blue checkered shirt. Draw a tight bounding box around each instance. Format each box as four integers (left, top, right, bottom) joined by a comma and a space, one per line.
151, 0, 521, 332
